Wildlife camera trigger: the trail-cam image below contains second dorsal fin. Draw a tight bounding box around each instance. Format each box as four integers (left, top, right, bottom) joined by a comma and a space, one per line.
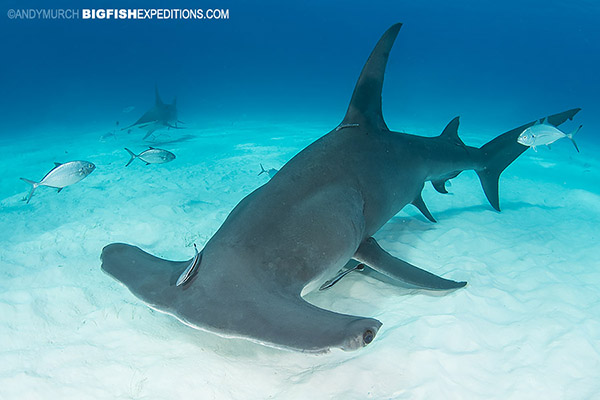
439, 116, 465, 147
341, 23, 402, 131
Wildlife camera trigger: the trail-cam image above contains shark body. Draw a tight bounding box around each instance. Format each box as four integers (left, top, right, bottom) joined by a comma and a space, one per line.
101, 24, 581, 352
125, 87, 181, 140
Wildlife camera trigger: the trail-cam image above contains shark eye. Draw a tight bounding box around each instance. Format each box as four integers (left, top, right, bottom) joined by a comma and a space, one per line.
363, 329, 374, 344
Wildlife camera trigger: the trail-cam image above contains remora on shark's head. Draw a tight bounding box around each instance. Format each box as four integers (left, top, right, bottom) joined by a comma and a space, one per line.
101, 23, 581, 353
124, 86, 183, 140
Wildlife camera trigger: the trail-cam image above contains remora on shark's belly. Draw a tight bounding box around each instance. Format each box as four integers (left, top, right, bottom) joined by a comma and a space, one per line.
100, 23, 581, 352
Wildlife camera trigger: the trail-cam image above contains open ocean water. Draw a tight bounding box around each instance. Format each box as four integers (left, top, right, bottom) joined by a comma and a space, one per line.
1, 1, 599, 399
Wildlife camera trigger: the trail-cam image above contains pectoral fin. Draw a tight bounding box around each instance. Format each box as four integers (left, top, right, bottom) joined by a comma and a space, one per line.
411, 192, 436, 222
166, 123, 185, 130
143, 128, 157, 140
354, 238, 466, 290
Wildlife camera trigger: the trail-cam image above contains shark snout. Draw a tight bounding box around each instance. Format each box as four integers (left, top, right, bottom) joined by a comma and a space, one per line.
341, 318, 382, 351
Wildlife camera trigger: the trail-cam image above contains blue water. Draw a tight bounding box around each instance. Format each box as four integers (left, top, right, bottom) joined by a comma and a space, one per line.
2, 0, 599, 137
1, 1, 600, 398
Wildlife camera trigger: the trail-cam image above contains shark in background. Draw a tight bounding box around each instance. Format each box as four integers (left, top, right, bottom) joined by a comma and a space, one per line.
124, 86, 183, 140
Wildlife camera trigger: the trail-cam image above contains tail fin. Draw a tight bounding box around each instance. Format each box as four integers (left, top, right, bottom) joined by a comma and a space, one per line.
124, 148, 137, 167
476, 108, 581, 211
20, 178, 39, 204
567, 125, 582, 153
258, 163, 267, 176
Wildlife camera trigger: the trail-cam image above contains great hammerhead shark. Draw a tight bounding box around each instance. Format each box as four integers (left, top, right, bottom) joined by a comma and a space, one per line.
101, 23, 581, 352
124, 86, 181, 140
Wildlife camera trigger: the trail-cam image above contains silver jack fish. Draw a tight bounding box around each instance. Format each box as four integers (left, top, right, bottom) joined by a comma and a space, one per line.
20, 161, 96, 204
124, 147, 176, 166
517, 120, 582, 152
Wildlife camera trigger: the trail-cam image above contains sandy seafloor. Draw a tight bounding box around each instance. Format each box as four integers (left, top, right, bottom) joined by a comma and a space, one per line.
0, 116, 599, 400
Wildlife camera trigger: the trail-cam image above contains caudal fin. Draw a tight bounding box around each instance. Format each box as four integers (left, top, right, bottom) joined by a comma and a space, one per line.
476, 108, 581, 211
20, 178, 39, 204
258, 163, 267, 176
124, 148, 137, 167
567, 125, 582, 153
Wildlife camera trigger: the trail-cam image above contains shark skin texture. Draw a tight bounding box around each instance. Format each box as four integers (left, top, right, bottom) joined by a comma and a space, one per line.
101, 23, 581, 353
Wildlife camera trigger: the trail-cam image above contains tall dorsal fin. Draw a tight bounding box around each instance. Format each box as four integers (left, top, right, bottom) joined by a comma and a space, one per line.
341, 23, 402, 131
439, 116, 465, 146
155, 85, 164, 106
